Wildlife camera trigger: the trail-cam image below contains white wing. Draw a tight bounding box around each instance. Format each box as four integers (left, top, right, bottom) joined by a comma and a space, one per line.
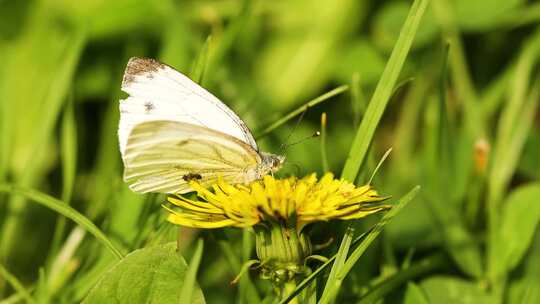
123, 120, 261, 194
118, 57, 257, 157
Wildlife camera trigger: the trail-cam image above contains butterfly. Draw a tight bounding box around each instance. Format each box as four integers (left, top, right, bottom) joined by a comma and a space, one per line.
118, 57, 284, 194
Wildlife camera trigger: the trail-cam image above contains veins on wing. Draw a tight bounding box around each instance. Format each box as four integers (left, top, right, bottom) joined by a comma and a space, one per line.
170, 75, 256, 147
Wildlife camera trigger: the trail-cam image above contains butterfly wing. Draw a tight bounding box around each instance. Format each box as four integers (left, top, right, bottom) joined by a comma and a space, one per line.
123, 120, 261, 194
118, 57, 258, 158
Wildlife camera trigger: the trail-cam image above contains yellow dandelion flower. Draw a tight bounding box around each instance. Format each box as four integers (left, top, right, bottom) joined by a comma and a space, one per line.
165, 172, 390, 292
166, 172, 389, 230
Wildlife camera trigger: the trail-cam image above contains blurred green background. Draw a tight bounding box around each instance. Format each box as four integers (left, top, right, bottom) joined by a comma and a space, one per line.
1, 0, 540, 303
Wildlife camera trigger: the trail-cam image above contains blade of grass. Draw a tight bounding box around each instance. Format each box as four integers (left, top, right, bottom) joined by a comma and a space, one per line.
389, 74, 430, 178
0, 291, 33, 304
256, 85, 348, 139
320, 113, 329, 172
318, 228, 354, 304
330, 186, 420, 298
0, 184, 123, 259
358, 253, 447, 304
0, 65, 9, 183
430, 42, 483, 278
437, 43, 451, 172
431, 0, 483, 137
368, 148, 392, 185
341, 0, 429, 182
47, 227, 86, 294
49, 96, 78, 264
0, 28, 86, 260
179, 238, 204, 304
190, 35, 212, 85
0, 264, 36, 304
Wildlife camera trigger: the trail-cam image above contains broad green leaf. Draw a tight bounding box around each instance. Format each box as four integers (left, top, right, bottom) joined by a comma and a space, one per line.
493, 183, 540, 277
404, 282, 430, 304
84, 243, 205, 304
420, 276, 493, 304
508, 278, 540, 304
507, 229, 540, 304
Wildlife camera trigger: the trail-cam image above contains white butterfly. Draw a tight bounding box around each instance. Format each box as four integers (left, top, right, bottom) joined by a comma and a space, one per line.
118, 57, 284, 194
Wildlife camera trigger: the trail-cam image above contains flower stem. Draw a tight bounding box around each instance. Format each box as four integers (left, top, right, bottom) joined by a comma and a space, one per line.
282, 280, 298, 304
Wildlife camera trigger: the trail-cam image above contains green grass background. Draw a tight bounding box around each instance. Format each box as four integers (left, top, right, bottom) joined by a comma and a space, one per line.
1, 0, 540, 303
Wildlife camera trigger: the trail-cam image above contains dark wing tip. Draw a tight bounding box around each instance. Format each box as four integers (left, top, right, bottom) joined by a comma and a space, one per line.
122, 57, 164, 88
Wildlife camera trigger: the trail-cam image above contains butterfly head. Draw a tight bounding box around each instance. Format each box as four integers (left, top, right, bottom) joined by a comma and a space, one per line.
260, 152, 285, 174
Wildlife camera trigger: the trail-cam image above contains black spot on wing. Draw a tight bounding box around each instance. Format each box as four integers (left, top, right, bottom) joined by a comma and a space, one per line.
144, 101, 154, 113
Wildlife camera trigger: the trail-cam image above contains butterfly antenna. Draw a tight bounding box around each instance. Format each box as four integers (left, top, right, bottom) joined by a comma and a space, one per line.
279, 106, 309, 154
282, 131, 321, 151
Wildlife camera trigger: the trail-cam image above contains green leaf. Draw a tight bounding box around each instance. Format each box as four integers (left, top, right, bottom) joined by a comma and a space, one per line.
507, 230, 540, 304
84, 243, 205, 304
508, 277, 540, 304
341, 0, 429, 182
493, 183, 540, 277
420, 276, 494, 304
404, 282, 430, 304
